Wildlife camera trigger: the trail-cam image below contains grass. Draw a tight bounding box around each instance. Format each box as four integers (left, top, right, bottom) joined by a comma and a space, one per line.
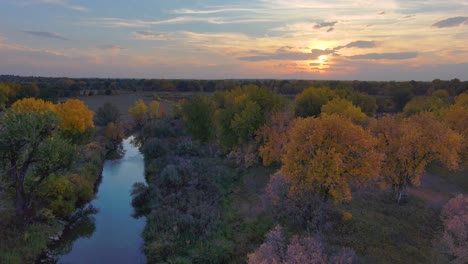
328, 189, 443, 264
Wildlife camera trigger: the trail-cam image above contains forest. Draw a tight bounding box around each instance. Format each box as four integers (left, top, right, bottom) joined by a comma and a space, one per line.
0, 77, 467, 263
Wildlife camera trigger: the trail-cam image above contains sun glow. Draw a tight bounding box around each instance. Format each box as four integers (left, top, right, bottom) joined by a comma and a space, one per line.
318, 55, 328, 62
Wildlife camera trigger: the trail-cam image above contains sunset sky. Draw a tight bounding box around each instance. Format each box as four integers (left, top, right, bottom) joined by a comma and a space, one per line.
1, 0, 467, 80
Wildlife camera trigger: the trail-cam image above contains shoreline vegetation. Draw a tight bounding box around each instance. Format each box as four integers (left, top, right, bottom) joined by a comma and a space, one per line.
0, 78, 467, 263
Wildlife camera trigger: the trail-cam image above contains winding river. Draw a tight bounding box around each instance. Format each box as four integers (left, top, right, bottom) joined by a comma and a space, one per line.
52, 137, 146, 263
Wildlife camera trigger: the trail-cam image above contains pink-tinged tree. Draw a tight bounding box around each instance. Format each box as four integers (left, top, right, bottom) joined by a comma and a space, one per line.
440, 194, 468, 264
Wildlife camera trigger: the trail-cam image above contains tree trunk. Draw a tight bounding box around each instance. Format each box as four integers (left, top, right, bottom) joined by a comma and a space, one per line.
15, 179, 25, 220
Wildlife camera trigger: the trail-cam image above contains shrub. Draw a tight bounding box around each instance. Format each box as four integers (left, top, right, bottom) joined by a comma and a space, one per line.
440, 194, 468, 264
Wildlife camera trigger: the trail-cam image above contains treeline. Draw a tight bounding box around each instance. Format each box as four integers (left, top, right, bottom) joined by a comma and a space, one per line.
2, 75, 467, 111
134, 84, 467, 263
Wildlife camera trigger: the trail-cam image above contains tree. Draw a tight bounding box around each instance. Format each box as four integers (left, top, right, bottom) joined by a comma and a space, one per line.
350, 92, 377, 117
257, 112, 293, 166
128, 99, 148, 126
94, 101, 121, 126
55, 99, 94, 143
320, 97, 367, 124
281, 114, 383, 203
0, 111, 75, 219
370, 113, 463, 203
181, 94, 214, 142
442, 93, 468, 163
439, 194, 468, 264
294, 87, 337, 117
148, 100, 160, 119
11, 97, 55, 114
248, 225, 355, 264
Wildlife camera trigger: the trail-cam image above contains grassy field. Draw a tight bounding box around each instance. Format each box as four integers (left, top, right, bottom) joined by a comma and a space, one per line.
68, 91, 179, 123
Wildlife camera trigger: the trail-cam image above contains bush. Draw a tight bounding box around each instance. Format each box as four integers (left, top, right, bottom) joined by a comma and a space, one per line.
440, 194, 468, 264
141, 137, 167, 159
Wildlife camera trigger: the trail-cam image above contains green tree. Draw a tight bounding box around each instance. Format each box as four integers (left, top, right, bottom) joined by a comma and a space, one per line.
0, 111, 76, 219
181, 94, 214, 142
294, 87, 337, 117
95, 102, 121, 126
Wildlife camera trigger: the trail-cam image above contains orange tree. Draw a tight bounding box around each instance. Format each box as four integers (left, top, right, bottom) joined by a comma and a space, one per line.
54, 99, 94, 143
370, 112, 463, 203
281, 114, 383, 203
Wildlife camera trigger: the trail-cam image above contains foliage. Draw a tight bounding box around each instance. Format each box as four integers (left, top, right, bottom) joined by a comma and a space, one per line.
439, 194, 468, 264
257, 112, 294, 166
281, 114, 383, 202
181, 93, 214, 142
248, 226, 356, 264
370, 113, 463, 202
11, 97, 54, 114
140, 137, 167, 159
128, 99, 148, 126
350, 92, 377, 117
94, 101, 121, 126
55, 99, 94, 143
36, 174, 76, 218
213, 85, 288, 148
403, 95, 447, 116
321, 97, 367, 124
263, 172, 338, 231
294, 87, 337, 117
148, 100, 160, 119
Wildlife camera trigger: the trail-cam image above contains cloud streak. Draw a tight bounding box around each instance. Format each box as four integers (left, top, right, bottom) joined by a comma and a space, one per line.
432, 16, 468, 28
239, 49, 335, 61
347, 52, 418, 60
31, 0, 89, 11
21, 30, 69, 40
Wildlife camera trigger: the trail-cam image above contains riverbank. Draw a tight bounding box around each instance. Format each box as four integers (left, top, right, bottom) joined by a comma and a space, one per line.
0, 136, 108, 263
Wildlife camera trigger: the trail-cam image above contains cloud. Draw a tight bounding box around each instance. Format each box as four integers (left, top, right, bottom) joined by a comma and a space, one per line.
239, 48, 335, 61
432, 17, 468, 28
313, 21, 337, 29
334, 40, 377, 50
31, 0, 89, 11
327, 27, 334, 32
173, 8, 260, 14
133, 31, 170, 41
347, 52, 418, 60
81, 15, 273, 28
21, 30, 69, 40
96, 44, 125, 50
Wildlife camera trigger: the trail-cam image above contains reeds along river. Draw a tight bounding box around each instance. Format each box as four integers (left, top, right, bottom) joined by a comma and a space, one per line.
46, 137, 146, 264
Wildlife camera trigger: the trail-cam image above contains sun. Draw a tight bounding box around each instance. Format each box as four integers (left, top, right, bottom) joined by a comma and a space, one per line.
318, 55, 328, 63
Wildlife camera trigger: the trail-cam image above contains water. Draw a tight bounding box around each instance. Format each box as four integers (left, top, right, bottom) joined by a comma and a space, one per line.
55, 137, 146, 264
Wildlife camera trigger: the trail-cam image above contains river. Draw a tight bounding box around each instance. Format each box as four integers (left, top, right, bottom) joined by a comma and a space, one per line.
50, 137, 146, 263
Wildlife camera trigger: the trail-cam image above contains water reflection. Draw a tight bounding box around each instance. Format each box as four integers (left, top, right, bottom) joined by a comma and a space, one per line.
42, 137, 146, 264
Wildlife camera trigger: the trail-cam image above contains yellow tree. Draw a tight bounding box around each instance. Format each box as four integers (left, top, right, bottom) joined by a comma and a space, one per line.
11, 97, 55, 114
128, 99, 148, 126
320, 97, 367, 124
442, 93, 468, 163
281, 114, 383, 203
55, 99, 94, 142
370, 113, 463, 203
148, 100, 160, 119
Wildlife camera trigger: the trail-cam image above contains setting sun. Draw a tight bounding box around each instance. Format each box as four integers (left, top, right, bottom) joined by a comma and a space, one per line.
318, 55, 328, 63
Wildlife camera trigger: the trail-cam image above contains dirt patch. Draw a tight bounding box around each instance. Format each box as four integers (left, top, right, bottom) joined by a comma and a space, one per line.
409, 169, 465, 208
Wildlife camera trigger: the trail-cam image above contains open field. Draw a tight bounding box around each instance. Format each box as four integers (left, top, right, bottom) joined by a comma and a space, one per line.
67, 92, 179, 123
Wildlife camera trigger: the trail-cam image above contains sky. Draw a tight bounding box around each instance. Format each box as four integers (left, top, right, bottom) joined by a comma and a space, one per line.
0, 0, 468, 80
